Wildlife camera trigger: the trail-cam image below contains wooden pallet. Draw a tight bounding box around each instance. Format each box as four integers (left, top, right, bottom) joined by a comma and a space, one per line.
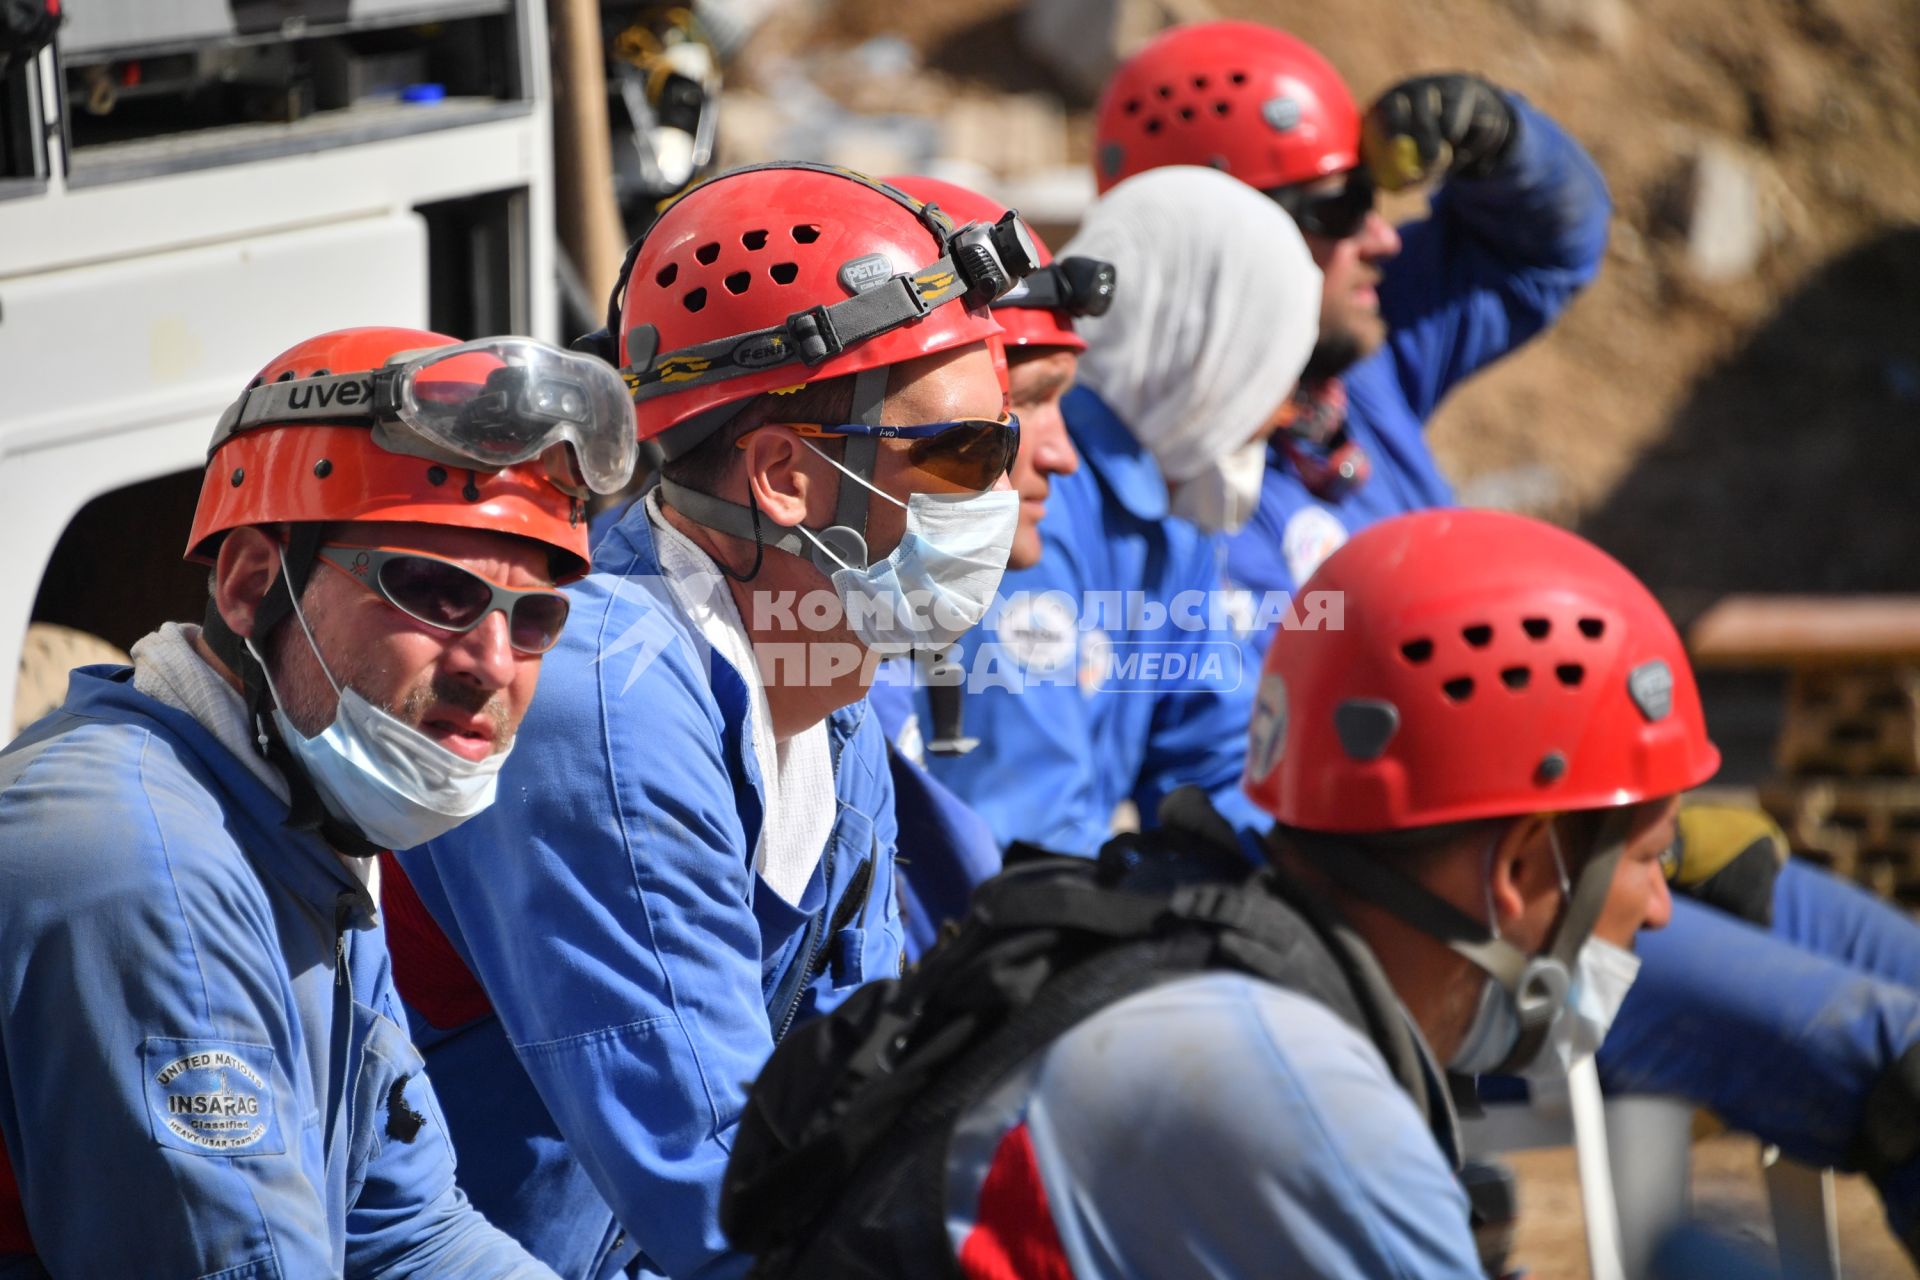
1775, 668, 1920, 778
1759, 778, 1920, 908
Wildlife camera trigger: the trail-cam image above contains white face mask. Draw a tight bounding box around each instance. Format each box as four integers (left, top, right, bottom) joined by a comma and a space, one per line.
1519, 937, 1642, 1080
1168, 439, 1268, 534
1449, 826, 1578, 1077
249, 548, 513, 851
797, 440, 1019, 655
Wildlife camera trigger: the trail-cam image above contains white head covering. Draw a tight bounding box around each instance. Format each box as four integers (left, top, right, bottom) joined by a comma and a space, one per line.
1064, 165, 1321, 532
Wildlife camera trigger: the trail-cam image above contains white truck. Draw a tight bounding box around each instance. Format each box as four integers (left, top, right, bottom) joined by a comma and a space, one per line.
0, 0, 558, 736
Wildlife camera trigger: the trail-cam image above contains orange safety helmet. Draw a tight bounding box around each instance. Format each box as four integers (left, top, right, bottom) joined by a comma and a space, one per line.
1094, 21, 1361, 194
611, 163, 1036, 461
187, 327, 601, 581
885, 175, 1096, 354
1245, 509, 1720, 832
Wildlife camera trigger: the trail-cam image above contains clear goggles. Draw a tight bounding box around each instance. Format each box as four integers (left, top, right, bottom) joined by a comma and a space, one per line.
213, 337, 640, 497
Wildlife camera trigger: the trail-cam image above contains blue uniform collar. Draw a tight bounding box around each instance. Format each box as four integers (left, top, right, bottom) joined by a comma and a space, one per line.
51, 665, 376, 915
1062, 385, 1170, 523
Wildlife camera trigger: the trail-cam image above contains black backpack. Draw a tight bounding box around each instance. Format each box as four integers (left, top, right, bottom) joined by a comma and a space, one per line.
720, 790, 1445, 1279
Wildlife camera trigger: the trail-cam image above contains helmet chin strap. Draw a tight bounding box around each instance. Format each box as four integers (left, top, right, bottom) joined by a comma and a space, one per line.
200, 523, 382, 857
656, 364, 893, 579
1276, 808, 1632, 1071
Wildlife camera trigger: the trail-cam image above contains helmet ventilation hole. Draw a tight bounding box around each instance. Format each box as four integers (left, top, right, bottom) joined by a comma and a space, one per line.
1155, 83, 1173, 98
1462, 623, 1493, 648
1442, 677, 1474, 703
769, 262, 799, 285
683, 287, 708, 312
1214, 101, 1231, 116
695, 242, 721, 265
742, 229, 769, 251
1230, 71, 1248, 85
1400, 638, 1433, 664
1179, 107, 1195, 121
1123, 98, 1141, 115
791, 224, 821, 244
724, 271, 751, 295
1579, 617, 1606, 639
656, 263, 678, 287
1500, 666, 1531, 690
1523, 617, 1551, 640
1192, 75, 1209, 89
1144, 118, 1163, 134
1556, 664, 1586, 687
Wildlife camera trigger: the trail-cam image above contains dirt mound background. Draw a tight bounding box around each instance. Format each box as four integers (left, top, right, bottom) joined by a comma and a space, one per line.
730, 0, 1920, 627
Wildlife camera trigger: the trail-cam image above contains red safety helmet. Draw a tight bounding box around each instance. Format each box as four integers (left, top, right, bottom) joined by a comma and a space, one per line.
187, 327, 601, 580
1245, 509, 1720, 832
1093, 20, 1361, 194
616, 163, 1028, 460
885, 176, 1089, 354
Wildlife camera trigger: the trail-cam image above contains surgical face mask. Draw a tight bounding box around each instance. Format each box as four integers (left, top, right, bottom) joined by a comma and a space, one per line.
1448, 827, 1578, 1077
1520, 937, 1641, 1080
1168, 439, 1268, 534
796, 439, 1019, 655
249, 550, 513, 851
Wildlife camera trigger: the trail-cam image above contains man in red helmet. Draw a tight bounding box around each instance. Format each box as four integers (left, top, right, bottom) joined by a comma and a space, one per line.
384, 164, 1037, 1278
870, 173, 1104, 957
0, 326, 637, 1275
723, 509, 1718, 1278
1093, 20, 1604, 600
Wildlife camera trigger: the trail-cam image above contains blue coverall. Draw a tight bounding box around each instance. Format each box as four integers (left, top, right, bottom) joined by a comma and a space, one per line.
924, 384, 1267, 858
392, 506, 905, 1279
0, 668, 547, 1278
1218, 93, 1920, 1244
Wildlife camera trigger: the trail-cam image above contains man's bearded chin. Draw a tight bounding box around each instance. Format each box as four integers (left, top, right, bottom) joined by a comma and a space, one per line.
1302, 332, 1367, 382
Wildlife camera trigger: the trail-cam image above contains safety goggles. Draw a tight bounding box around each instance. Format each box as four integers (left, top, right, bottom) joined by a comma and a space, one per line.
994, 255, 1117, 318
316, 544, 572, 654
1270, 166, 1378, 240
741, 414, 1021, 492
214, 338, 639, 498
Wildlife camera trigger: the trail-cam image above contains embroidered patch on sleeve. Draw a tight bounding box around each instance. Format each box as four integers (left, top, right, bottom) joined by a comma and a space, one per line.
141, 1037, 286, 1157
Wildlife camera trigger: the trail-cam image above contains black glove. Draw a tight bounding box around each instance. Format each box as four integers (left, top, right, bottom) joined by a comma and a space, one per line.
1362, 73, 1517, 191
1665, 803, 1789, 928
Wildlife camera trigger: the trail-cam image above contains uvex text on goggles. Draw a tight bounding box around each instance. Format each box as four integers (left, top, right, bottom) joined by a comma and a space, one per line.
212, 338, 640, 497
994, 255, 1118, 319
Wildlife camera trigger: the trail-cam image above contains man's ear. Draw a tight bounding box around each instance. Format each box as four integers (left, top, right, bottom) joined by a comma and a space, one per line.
740, 427, 823, 529
1487, 814, 1556, 929
212, 527, 283, 640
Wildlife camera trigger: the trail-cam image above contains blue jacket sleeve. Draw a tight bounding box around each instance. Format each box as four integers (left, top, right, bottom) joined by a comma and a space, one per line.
1380, 94, 1612, 422
1131, 537, 1266, 837
1018, 975, 1484, 1279
407, 593, 767, 1280
0, 727, 337, 1279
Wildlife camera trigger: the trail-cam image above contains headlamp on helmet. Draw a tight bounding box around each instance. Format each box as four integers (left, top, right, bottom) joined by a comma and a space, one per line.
999, 255, 1118, 319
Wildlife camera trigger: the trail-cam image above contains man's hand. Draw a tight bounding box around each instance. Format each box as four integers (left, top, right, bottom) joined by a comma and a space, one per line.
1666, 803, 1791, 928
1362, 74, 1517, 191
